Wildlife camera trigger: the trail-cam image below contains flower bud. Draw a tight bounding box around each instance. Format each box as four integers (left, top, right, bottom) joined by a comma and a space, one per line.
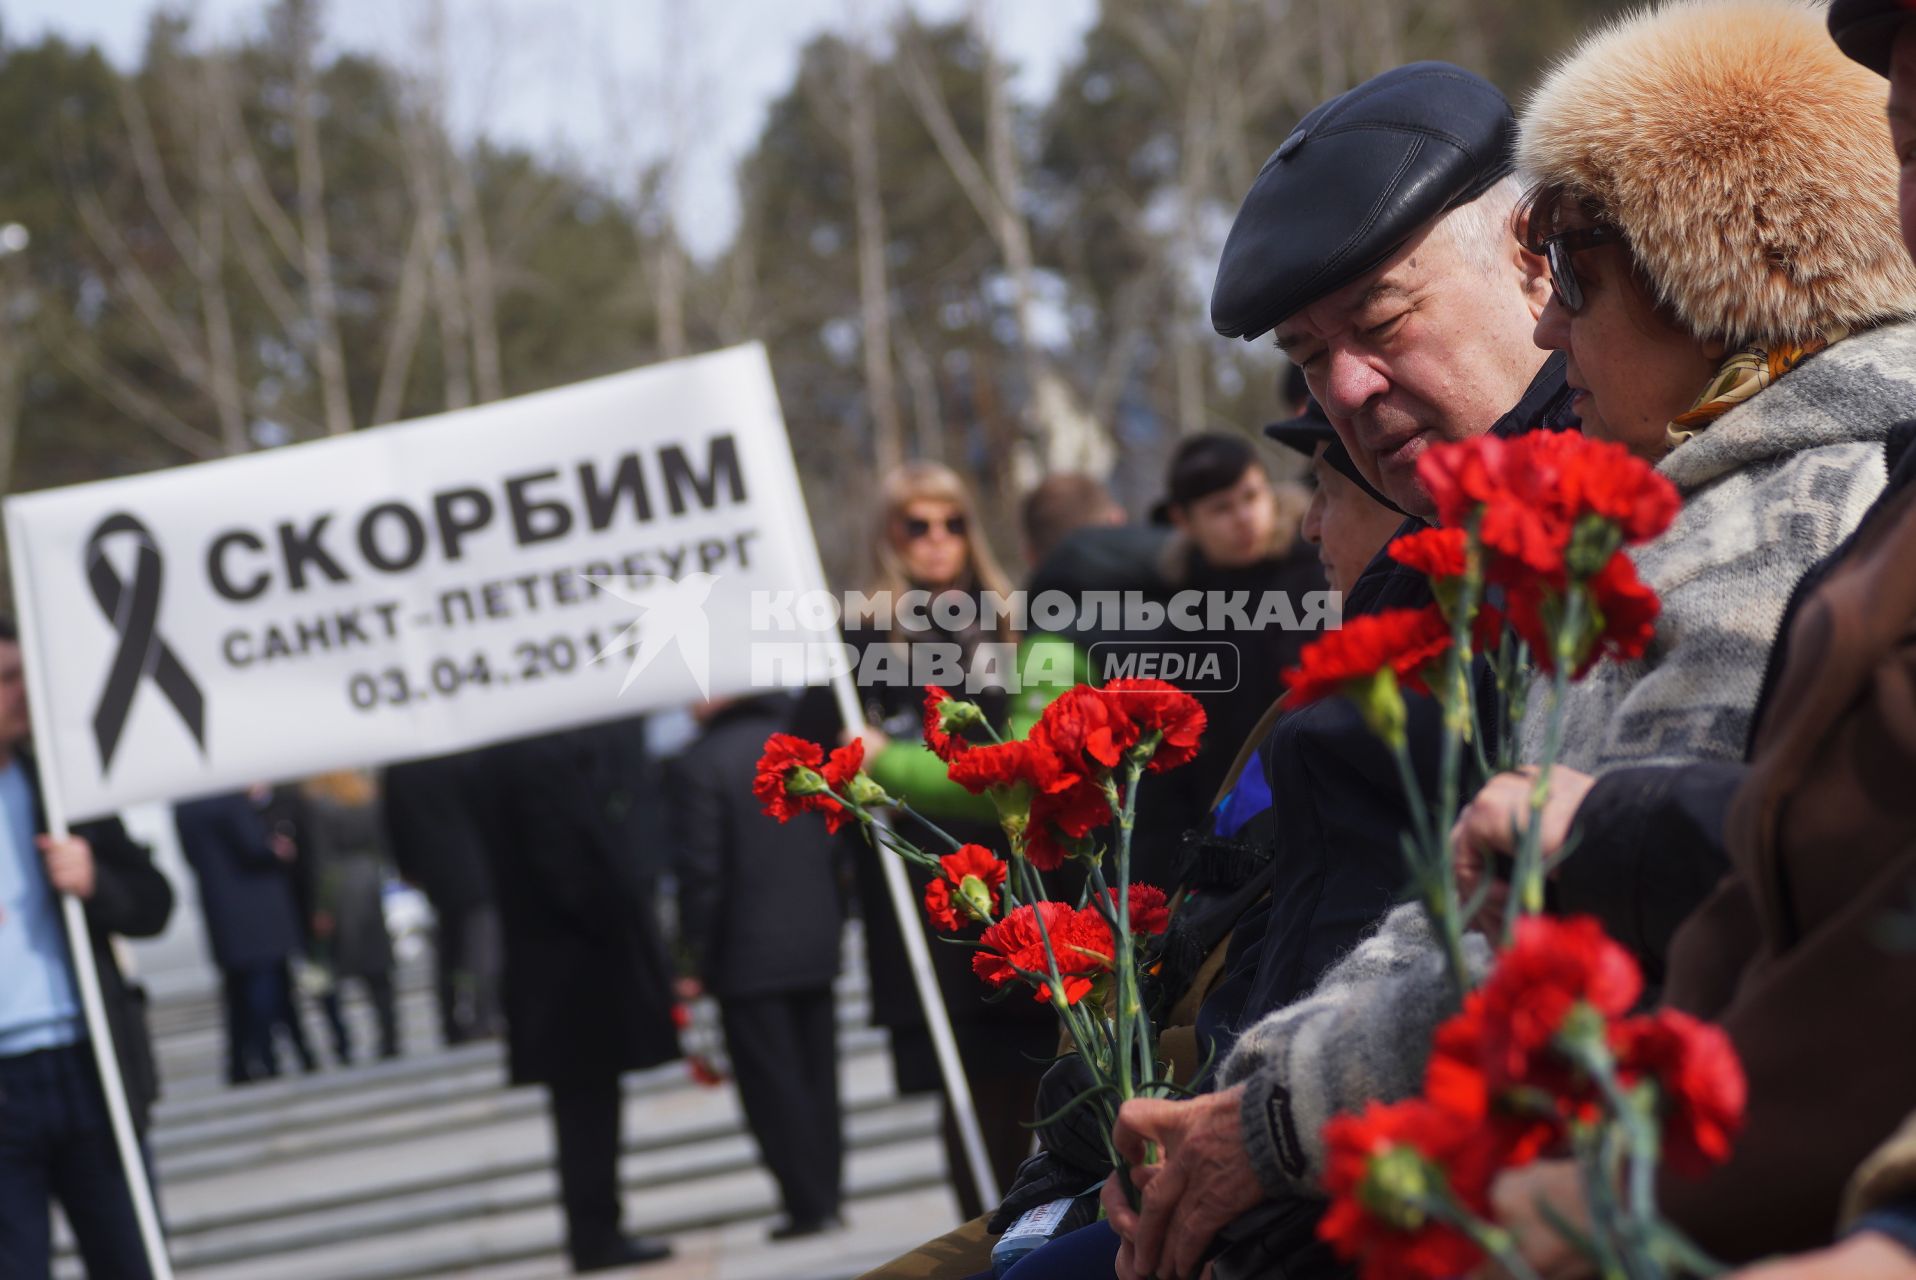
956, 874, 995, 922
783, 765, 829, 797
846, 772, 892, 807
936, 697, 988, 734
1350, 669, 1408, 750
1358, 1147, 1435, 1231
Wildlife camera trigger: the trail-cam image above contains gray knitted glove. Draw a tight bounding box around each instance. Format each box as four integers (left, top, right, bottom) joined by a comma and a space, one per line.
1217, 904, 1491, 1196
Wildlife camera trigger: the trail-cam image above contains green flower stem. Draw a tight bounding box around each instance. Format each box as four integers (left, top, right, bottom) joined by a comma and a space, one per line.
1012, 857, 1119, 1097
1505, 586, 1583, 944
894, 800, 968, 854
1389, 738, 1475, 1001
1113, 757, 1155, 1098
1415, 1192, 1545, 1280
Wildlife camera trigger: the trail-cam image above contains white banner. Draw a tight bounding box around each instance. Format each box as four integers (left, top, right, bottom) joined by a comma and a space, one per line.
5, 343, 839, 821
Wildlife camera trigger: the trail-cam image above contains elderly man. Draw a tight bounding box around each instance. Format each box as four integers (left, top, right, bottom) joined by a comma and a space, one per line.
1091, 62, 1571, 1280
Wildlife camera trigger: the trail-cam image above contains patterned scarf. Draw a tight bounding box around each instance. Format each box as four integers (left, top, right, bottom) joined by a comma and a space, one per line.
1666, 328, 1848, 449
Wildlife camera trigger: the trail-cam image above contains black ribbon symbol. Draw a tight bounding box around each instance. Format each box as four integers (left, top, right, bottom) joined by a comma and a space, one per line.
86, 512, 206, 773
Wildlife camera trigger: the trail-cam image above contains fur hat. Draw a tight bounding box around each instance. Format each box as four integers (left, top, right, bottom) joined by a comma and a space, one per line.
1517, 0, 1916, 346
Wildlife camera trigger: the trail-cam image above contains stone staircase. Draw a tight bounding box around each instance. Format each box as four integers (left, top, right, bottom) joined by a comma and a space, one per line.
64, 960, 963, 1279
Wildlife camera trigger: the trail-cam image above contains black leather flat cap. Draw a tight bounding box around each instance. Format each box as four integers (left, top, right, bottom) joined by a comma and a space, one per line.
1829, 0, 1913, 72
1211, 62, 1516, 341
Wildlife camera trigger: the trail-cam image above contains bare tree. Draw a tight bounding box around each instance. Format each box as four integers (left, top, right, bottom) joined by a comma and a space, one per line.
843, 8, 904, 475
892, 2, 1110, 476
65, 45, 258, 456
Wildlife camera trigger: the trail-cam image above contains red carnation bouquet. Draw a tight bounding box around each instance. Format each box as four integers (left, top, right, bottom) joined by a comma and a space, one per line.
755, 676, 1206, 1175
1282, 434, 1745, 1278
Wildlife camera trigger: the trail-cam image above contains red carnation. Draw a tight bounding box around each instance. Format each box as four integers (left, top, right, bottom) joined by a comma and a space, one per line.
947, 738, 1043, 795
1611, 1009, 1746, 1178
1583, 553, 1660, 668
1388, 528, 1468, 581
936, 844, 1008, 921
753, 733, 851, 832
1420, 435, 1572, 576
1507, 552, 1660, 677
923, 878, 963, 932
1024, 778, 1114, 871
1545, 432, 1679, 543
1417, 434, 1677, 583
823, 737, 864, 787
939, 844, 1008, 892
923, 687, 962, 761
1033, 684, 1138, 774
973, 901, 1113, 1005
1319, 1099, 1493, 1280
1282, 607, 1453, 708
1106, 883, 1171, 936
1470, 916, 1641, 1085
1100, 679, 1207, 772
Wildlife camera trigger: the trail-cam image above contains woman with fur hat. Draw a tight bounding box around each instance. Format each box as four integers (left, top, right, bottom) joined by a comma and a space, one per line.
1162, 0, 1916, 1270
1448, 0, 1916, 974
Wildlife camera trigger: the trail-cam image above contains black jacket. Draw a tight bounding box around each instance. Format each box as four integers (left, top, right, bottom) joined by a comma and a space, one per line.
174, 791, 305, 972
1174, 542, 1329, 810
1202, 354, 1580, 1058
466, 722, 680, 1086
667, 697, 842, 999
22, 755, 173, 1129
382, 753, 495, 916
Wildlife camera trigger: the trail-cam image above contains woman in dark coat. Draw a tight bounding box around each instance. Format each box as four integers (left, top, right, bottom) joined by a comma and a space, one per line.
465, 720, 678, 1272
300, 770, 400, 1063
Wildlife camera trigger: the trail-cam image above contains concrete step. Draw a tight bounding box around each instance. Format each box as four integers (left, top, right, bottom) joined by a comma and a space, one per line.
158, 1028, 890, 1184
169, 1138, 956, 1280
169, 1094, 940, 1270
153, 997, 875, 1158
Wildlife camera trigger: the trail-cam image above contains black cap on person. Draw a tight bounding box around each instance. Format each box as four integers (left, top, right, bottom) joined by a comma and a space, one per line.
1829, 0, 1916, 73
1211, 62, 1516, 341
1263, 398, 1405, 515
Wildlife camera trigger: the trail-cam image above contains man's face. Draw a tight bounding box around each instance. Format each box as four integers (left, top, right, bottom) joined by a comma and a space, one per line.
1890, 28, 1916, 259
0, 642, 29, 748
1302, 444, 1412, 596
1273, 207, 1549, 517
1171, 465, 1279, 569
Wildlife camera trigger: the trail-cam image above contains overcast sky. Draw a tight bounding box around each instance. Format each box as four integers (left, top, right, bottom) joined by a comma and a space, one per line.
1, 0, 1098, 258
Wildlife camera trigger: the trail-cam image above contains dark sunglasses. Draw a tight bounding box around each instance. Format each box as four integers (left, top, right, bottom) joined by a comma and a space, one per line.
1540, 225, 1620, 314
903, 515, 967, 540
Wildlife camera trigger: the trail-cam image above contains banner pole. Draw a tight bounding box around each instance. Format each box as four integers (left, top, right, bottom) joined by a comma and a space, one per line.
4, 505, 174, 1280
824, 667, 1001, 1210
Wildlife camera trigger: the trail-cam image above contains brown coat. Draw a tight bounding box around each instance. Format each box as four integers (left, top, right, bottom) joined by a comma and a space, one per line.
1660, 458, 1916, 1260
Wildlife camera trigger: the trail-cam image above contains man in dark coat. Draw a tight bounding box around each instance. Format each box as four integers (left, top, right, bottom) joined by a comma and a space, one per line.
466, 719, 679, 1273
383, 752, 503, 1045
669, 693, 846, 1240
1094, 64, 1584, 1280
175, 789, 316, 1082
0, 617, 173, 1278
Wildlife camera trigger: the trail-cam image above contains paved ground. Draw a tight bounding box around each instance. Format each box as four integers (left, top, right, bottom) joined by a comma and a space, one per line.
60, 903, 964, 1280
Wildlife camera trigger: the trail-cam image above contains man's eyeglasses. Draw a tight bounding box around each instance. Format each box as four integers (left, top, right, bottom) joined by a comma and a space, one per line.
1539, 225, 1620, 314
904, 515, 967, 540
